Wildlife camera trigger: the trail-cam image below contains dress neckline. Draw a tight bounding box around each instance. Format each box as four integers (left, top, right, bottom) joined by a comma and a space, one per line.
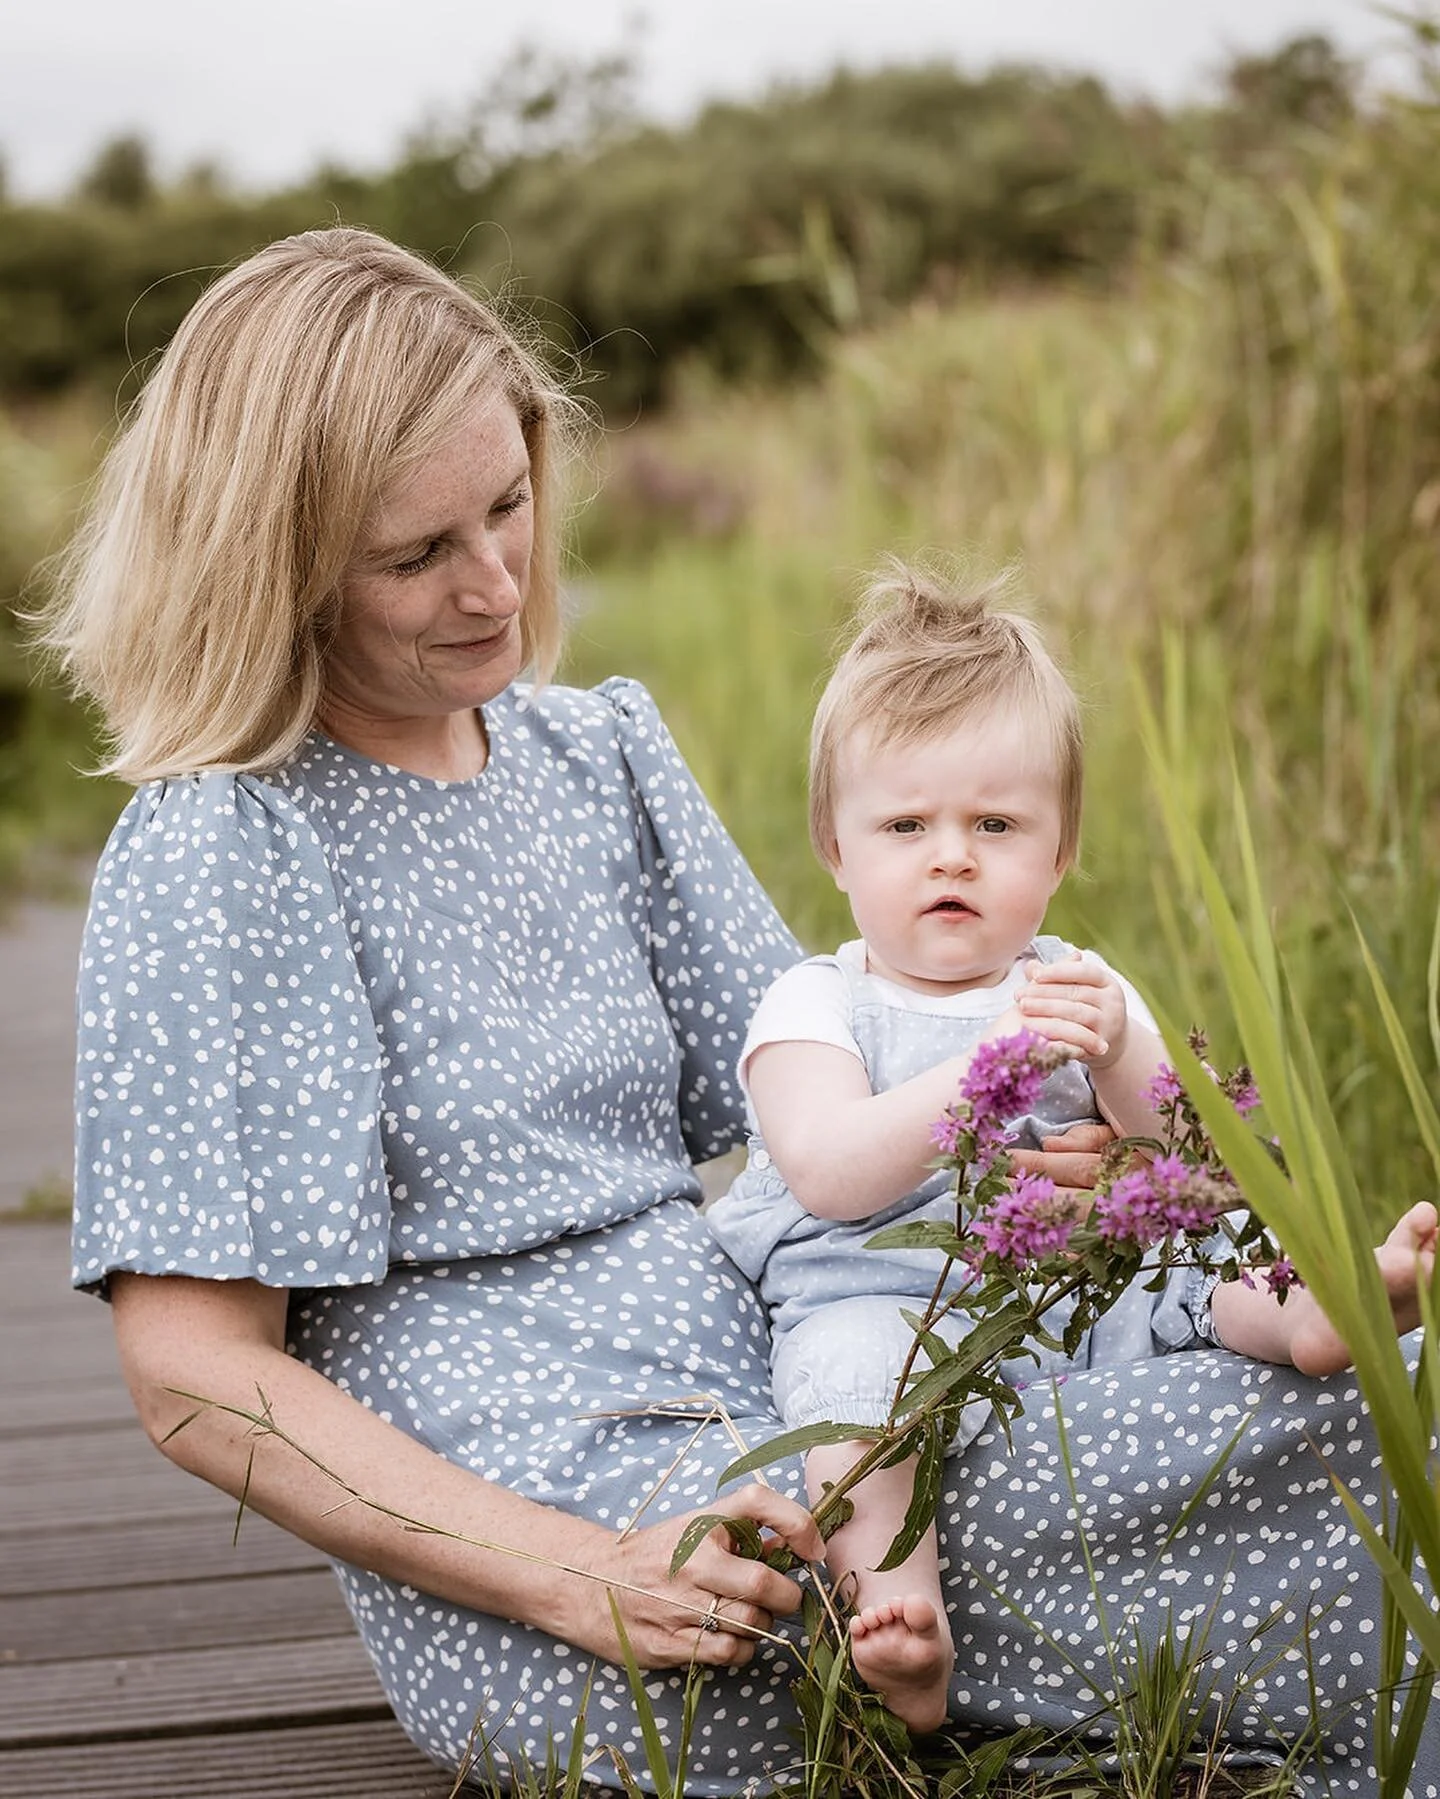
307, 695, 514, 791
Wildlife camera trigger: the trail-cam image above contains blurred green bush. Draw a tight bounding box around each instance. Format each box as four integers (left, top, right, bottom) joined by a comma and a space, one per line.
0, 38, 1346, 411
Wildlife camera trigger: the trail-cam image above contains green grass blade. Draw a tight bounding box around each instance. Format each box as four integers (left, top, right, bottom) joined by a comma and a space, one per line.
1352, 908, 1440, 1182
606, 1595, 676, 1799
1428, 898, 1440, 1076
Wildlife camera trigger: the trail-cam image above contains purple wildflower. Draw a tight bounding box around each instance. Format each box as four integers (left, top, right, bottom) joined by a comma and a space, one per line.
1264, 1257, 1301, 1296
1092, 1154, 1230, 1247
1145, 1064, 1185, 1111
1229, 1078, 1262, 1118
971, 1172, 1083, 1267
972, 1116, 1016, 1170
961, 1032, 1069, 1133
930, 1108, 969, 1158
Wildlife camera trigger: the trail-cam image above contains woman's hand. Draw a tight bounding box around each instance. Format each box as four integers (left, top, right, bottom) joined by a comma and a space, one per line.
1008, 1120, 1116, 1193
111, 1274, 818, 1669
567, 1484, 825, 1670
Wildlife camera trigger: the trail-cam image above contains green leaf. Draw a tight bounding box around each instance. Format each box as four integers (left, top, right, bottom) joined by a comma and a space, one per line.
666, 1511, 769, 1577
716, 1419, 870, 1485
888, 1298, 1034, 1418
864, 1220, 968, 1256
873, 1422, 945, 1572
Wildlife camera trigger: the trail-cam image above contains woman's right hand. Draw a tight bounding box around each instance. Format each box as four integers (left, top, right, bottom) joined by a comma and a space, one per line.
1008, 1120, 1115, 1194
564, 1483, 825, 1670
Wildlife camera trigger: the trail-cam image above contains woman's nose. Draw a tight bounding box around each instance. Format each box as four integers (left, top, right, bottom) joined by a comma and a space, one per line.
455, 540, 523, 615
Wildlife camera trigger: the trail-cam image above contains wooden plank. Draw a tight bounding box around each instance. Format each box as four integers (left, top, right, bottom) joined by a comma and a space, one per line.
0, 1314, 109, 1348
0, 1227, 462, 1796
0, 1423, 251, 1532
0, 1378, 138, 1432
0, 1419, 189, 1482
0, 1338, 117, 1379
0, 1464, 233, 1532
0, 1512, 324, 1597
1, 1567, 350, 1661
0, 1224, 92, 1309
0, 1719, 460, 1798
0, 1635, 391, 1747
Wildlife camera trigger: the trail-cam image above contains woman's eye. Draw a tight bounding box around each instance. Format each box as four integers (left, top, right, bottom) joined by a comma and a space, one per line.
493, 486, 532, 518
393, 542, 441, 576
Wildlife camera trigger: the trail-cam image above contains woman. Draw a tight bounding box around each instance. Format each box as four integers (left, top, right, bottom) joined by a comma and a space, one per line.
47, 228, 1435, 1795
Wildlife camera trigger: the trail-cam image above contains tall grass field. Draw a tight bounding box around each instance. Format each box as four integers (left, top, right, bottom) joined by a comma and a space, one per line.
2, 39, 1438, 1791
561, 101, 1440, 1220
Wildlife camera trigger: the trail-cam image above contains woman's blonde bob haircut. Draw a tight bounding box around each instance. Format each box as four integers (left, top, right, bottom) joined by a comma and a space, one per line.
809, 560, 1084, 872
41, 226, 581, 782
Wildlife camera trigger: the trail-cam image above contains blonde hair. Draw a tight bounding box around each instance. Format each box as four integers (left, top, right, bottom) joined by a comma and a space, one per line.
39, 227, 583, 781
809, 560, 1083, 870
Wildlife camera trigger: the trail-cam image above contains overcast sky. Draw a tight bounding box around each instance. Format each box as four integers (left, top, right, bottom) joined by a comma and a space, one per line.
3, 1, 1417, 198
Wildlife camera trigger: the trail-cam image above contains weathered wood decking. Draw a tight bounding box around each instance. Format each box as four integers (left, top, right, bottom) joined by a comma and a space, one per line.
0, 1221, 461, 1797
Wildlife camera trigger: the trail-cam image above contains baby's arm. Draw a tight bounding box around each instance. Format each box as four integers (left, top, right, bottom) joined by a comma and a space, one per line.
747, 1038, 984, 1221
1014, 952, 1167, 1142
1211, 1201, 1437, 1374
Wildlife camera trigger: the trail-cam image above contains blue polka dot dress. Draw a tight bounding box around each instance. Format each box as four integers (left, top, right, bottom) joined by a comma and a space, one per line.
71, 681, 1438, 1795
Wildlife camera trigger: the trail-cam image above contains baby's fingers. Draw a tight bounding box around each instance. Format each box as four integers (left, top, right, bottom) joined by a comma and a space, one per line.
1016, 999, 1108, 1061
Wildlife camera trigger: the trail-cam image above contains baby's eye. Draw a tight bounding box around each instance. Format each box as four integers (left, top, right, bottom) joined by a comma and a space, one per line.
886, 818, 923, 836
977, 817, 1011, 835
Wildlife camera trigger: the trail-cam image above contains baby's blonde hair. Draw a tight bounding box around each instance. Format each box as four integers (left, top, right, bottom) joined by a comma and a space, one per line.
40, 227, 583, 781
809, 560, 1083, 870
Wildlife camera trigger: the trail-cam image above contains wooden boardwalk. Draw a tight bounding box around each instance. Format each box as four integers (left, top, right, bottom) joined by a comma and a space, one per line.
0, 1221, 461, 1797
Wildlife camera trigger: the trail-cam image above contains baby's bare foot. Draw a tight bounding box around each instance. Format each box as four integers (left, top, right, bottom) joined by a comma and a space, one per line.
849, 1594, 953, 1734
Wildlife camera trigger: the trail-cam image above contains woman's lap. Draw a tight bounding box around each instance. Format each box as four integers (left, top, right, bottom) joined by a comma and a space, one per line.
940, 1346, 1437, 1796
292, 1216, 1436, 1794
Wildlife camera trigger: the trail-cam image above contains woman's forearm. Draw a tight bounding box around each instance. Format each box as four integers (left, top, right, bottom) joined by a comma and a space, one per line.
110, 1272, 630, 1644
108, 1270, 820, 1670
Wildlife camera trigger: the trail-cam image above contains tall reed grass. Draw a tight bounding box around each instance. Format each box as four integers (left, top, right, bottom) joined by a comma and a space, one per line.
8, 41, 1437, 1791
0, 398, 124, 894
566, 73, 1440, 1221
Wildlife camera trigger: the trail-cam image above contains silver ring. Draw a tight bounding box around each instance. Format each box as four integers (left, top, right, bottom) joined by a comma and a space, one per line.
700, 1603, 723, 1634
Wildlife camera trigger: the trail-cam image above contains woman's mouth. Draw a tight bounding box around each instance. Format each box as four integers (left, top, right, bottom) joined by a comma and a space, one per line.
437, 623, 511, 653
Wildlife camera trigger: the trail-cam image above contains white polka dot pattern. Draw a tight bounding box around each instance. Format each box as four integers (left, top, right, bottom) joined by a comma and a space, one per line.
68, 679, 1438, 1793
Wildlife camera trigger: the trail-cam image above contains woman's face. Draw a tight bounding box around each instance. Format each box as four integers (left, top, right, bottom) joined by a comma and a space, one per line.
324, 394, 534, 760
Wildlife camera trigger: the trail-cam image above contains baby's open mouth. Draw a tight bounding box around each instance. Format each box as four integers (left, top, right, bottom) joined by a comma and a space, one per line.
927, 898, 975, 916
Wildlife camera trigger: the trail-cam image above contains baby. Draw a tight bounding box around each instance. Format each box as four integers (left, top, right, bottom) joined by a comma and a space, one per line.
708, 563, 1436, 1732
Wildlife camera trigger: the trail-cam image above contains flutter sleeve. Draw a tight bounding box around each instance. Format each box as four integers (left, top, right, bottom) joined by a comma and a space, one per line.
599, 677, 801, 1163
72, 772, 389, 1293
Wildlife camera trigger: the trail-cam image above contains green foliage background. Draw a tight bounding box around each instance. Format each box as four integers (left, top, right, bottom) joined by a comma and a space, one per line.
2, 26, 1437, 1212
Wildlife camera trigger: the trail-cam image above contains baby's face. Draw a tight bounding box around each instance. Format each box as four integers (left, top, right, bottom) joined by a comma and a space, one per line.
827, 709, 1065, 997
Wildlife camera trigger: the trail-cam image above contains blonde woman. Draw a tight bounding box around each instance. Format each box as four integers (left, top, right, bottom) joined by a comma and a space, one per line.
47, 228, 1438, 1796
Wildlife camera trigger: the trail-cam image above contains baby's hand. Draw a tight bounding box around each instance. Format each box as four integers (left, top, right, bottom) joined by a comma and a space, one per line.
1015, 953, 1128, 1068
986, 1003, 1027, 1041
